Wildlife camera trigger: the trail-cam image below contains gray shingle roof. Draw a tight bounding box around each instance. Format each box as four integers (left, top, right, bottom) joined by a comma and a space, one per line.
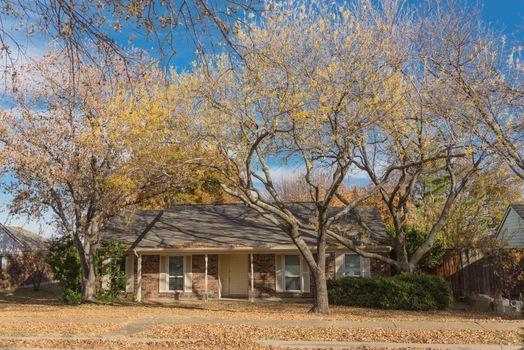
101, 203, 390, 250
509, 204, 524, 220
0, 224, 48, 251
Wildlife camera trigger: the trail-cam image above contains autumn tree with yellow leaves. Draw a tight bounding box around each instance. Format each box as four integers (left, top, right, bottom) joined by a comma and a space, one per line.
0, 50, 212, 301
190, 0, 521, 313
193, 0, 420, 313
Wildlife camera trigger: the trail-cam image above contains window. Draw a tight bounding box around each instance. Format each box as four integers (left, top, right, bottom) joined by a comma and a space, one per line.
168, 256, 184, 291
344, 254, 361, 276
284, 255, 301, 291
0, 256, 7, 270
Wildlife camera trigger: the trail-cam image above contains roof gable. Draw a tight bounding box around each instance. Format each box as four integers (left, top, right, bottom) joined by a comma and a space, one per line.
496, 205, 524, 248
0, 224, 48, 253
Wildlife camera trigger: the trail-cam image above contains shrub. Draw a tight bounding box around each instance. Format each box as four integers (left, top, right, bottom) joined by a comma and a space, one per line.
62, 288, 82, 304
46, 237, 82, 303
327, 273, 452, 311
96, 240, 128, 299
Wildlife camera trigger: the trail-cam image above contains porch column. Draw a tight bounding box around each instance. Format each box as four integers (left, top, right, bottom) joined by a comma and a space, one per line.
250, 253, 254, 302
204, 254, 208, 301
136, 253, 142, 302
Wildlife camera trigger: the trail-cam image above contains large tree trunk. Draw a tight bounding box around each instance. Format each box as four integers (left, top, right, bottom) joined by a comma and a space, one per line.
289, 225, 330, 314
73, 234, 98, 302
81, 249, 97, 302
310, 267, 330, 314
394, 237, 413, 273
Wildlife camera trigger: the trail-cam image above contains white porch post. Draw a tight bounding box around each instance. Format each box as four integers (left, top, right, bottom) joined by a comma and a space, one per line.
136, 253, 142, 302
204, 254, 208, 301
250, 253, 254, 302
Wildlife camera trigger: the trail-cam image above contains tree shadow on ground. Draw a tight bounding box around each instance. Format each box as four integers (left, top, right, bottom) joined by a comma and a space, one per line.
0, 282, 62, 305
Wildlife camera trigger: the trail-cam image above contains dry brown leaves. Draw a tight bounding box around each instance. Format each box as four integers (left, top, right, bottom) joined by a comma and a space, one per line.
134, 324, 524, 346
0, 301, 518, 323
0, 321, 121, 336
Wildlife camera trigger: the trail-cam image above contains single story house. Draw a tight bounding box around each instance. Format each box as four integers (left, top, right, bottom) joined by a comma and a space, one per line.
495, 204, 524, 248
0, 224, 48, 270
101, 203, 392, 302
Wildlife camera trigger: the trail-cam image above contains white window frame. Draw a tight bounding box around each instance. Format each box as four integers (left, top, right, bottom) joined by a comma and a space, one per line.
343, 254, 362, 277
283, 255, 301, 292
167, 255, 185, 292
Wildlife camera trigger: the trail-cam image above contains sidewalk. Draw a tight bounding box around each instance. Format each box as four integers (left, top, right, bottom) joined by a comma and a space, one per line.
257, 340, 524, 350
1, 314, 522, 331
148, 315, 523, 331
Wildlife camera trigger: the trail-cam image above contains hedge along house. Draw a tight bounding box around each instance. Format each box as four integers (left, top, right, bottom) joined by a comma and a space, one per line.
101, 203, 392, 302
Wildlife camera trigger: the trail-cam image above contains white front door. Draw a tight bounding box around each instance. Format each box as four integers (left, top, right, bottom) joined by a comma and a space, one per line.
219, 254, 248, 296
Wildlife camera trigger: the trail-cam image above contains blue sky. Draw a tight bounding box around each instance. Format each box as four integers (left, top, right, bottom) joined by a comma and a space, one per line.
0, 0, 522, 237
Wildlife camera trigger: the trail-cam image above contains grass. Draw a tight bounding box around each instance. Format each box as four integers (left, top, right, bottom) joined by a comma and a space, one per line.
0, 282, 61, 305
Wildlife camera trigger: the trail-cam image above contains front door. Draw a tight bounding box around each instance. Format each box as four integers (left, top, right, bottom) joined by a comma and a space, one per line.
219, 254, 248, 297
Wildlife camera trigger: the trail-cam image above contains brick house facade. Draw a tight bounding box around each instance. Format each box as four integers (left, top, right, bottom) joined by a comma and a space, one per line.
122, 250, 391, 301
104, 204, 392, 302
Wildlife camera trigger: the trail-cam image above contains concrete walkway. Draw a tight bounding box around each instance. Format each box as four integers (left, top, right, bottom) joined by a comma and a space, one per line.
147, 315, 523, 331
257, 340, 524, 350
2, 315, 521, 331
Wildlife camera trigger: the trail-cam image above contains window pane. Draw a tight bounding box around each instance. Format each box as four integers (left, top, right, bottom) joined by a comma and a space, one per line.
284, 255, 301, 291
344, 255, 361, 276
169, 276, 184, 291
285, 276, 300, 291
168, 256, 184, 291
284, 255, 300, 276
169, 256, 184, 276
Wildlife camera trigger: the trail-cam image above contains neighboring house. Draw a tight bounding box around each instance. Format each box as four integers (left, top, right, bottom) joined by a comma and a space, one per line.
102, 203, 391, 302
495, 204, 524, 248
0, 224, 48, 270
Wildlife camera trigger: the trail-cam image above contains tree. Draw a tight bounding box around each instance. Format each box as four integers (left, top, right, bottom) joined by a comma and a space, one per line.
0, 0, 262, 91
195, 0, 413, 313
491, 248, 524, 299
414, 3, 523, 180
326, 0, 524, 272
274, 170, 359, 206
0, 49, 208, 301
411, 167, 522, 250
7, 252, 53, 291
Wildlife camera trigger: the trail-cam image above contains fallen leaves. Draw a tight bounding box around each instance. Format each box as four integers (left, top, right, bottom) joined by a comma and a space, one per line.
135, 324, 524, 347
0, 300, 519, 323
0, 321, 122, 337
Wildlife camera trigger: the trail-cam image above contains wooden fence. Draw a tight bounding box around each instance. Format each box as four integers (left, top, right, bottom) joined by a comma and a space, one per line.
435, 249, 500, 299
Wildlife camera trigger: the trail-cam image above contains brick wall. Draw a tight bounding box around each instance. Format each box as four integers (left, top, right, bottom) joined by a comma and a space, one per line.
134, 251, 391, 301
141, 254, 160, 299
252, 254, 276, 297
192, 254, 219, 299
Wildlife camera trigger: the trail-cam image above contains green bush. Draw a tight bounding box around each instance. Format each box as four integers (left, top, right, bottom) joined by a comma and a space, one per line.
62, 288, 82, 304
46, 237, 82, 304
327, 273, 452, 311
96, 240, 128, 299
